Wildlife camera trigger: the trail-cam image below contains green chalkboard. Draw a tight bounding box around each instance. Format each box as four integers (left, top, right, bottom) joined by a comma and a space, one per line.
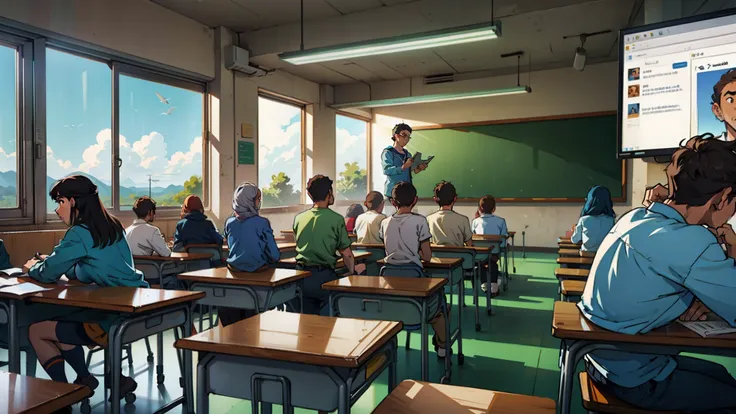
406, 113, 624, 201
238, 141, 255, 165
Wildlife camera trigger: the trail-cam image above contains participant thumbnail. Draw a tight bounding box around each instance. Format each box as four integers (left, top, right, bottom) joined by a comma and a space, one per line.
627, 103, 640, 119
696, 67, 736, 141
628, 67, 640, 81
628, 84, 640, 98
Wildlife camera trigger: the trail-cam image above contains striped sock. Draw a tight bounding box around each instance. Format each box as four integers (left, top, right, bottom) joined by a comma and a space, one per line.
61, 346, 89, 378
42, 355, 68, 383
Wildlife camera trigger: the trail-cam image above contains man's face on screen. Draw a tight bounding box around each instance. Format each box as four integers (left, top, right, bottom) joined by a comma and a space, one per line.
713, 81, 736, 137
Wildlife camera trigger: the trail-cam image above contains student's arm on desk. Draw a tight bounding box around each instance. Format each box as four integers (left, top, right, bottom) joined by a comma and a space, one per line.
683, 242, 736, 326
570, 218, 583, 245
150, 227, 172, 257
25, 229, 85, 284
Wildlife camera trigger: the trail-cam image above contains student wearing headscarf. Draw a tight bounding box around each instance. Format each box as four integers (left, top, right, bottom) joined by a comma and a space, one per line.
571, 185, 616, 252
172, 195, 223, 254
219, 182, 280, 327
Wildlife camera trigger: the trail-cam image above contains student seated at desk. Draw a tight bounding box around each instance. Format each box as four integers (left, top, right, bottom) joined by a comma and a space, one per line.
173, 195, 223, 266
579, 134, 736, 412
471, 195, 506, 295
21, 175, 148, 397
126, 196, 171, 257
570, 185, 615, 252
380, 181, 449, 358
344, 203, 364, 233
292, 175, 366, 315
222, 182, 280, 326
427, 181, 472, 247
355, 191, 387, 244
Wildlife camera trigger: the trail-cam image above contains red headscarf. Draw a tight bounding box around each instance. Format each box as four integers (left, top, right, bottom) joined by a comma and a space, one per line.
181, 195, 204, 218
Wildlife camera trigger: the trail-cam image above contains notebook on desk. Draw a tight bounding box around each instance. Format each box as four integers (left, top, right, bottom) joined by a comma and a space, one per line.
678, 320, 736, 337
0, 268, 23, 277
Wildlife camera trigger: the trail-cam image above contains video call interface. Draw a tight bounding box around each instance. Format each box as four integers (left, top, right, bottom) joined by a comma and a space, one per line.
621, 13, 736, 155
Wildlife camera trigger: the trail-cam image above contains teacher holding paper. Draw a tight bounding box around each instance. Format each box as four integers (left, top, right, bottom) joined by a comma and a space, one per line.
381, 123, 428, 214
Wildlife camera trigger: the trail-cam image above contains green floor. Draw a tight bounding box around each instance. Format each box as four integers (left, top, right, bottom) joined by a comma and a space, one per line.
18, 252, 736, 413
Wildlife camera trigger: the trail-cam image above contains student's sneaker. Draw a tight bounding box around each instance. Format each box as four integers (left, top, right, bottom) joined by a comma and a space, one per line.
74, 374, 100, 392
491, 282, 499, 297
481, 282, 488, 293
432, 335, 448, 358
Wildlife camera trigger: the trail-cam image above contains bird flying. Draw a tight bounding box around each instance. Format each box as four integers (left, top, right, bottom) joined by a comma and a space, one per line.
161, 107, 177, 116
155, 92, 170, 104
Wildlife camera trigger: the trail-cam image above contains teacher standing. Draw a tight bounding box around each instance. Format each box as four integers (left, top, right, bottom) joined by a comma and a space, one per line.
381, 123, 428, 214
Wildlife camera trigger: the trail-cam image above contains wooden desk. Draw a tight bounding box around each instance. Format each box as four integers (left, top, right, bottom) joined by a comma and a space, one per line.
552, 301, 736, 413
278, 251, 372, 270
324, 276, 450, 382
560, 280, 585, 302
377, 257, 466, 366
372, 380, 555, 414
176, 310, 402, 413
558, 243, 580, 250
471, 234, 510, 293
559, 236, 572, 243
30, 286, 203, 414
177, 267, 311, 313
554, 268, 589, 281
429, 245, 491, 331
280, 229, 357, 242
134, 252, 213, 285
579, 250, 596, 258
277, 242, 296, 253
556, 256, 594, 268
557, 249, 580, 257
0, 371, 92, 413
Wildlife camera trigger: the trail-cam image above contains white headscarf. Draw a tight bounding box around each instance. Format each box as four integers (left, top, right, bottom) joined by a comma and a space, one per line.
232, 182, 260, 220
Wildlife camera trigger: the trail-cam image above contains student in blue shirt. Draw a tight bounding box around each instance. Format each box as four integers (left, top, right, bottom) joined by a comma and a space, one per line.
381, 123, 428, 214
571, 185, 616, 252
221, 182, 280, 326
173, 195, 223, 266
580, 134, 736, 412
21, 175, 147, 397
471, 195, 507, 295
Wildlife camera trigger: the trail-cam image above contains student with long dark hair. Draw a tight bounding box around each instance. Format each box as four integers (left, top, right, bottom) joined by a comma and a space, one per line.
571, 185, 616, 252
22, 175, 147, 396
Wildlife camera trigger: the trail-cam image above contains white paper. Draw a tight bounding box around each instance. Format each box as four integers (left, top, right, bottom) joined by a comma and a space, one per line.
678, 320, 736, 337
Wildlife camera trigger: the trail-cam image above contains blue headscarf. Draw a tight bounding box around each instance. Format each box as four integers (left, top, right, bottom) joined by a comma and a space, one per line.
581, 186, 615, 217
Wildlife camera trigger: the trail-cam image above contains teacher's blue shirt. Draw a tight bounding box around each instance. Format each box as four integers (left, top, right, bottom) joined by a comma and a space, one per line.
579, 202, 736, 388
381, 146, 412, 197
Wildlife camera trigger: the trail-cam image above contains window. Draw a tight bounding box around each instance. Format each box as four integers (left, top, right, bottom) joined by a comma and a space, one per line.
258, 95, 304, 208
335, 114, 369, 200
46, 49, 112, 211
0, 43, 18, 209
118, 72, 204, 209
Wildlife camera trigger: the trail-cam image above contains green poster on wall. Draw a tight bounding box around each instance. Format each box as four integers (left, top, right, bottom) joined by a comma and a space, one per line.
238, 141, 255, 165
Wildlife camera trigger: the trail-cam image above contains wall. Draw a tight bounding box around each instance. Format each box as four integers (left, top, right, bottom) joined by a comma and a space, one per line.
347, 62, 646, 248
0, 0, 214, 77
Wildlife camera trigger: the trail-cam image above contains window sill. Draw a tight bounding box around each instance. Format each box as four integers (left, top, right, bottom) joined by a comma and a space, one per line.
260, 205, 310, 214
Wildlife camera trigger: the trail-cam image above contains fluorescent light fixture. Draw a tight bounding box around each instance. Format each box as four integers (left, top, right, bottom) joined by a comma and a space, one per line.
280, 22, 501, 65
332, 86, 531, 109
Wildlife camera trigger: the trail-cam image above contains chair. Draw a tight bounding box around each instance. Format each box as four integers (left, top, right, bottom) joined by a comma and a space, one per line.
379, 265, 429, 351
579, 372, 677, 414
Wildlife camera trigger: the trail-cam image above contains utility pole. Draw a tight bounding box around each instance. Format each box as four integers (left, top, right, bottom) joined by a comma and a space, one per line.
147, 175, 159, 198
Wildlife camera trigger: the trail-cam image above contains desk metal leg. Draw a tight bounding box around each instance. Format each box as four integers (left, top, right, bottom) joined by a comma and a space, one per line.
197, 354, 213, 414
455, 269, 464, 366
110, 324, 124, 414
473, 265, 480, 331
421, 300, 428, 382
8, 301, 19, 374
181, 307, 195, 414
338, 382, 349, 414
388, 337, 397, 392
157, 332, 165, 384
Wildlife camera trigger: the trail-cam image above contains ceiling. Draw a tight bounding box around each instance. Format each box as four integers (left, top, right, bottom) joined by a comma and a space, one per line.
151, 0, 736, 86
150, 0, 419, 32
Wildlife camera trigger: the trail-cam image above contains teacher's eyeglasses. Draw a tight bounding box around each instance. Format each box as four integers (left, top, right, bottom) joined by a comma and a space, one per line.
399, 132, 412, 139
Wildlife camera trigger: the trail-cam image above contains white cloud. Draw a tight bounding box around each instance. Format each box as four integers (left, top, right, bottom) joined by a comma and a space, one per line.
46, 146, 74, 180
279, 146, 298, 162
133, 132, 167, 169
257, 98, 302, 167
336, 128, 365, 155
0, 146, 16, 173
164, 136, 202, 177
79, 129, 113, 173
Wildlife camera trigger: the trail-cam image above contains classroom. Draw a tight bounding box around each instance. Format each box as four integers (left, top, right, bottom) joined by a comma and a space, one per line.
1, 0, 736, 413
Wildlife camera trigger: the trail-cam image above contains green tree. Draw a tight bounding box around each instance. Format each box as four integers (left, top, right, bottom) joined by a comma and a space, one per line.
336, 162, 367, 200
171, 175, 203, 205
262, 172, 301, 207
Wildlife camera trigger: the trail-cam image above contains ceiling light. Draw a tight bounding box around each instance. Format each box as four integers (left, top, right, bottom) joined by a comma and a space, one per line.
279, 22, 501, 65
331, 86, 530, 109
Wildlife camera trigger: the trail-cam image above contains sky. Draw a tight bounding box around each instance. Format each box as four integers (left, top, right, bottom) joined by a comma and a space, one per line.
335, 114, 368, 178
696, 67, 733, 137
0, 47, 204, 190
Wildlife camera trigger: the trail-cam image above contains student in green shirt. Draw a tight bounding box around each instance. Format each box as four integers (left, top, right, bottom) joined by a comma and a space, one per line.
290, 175, 366, 315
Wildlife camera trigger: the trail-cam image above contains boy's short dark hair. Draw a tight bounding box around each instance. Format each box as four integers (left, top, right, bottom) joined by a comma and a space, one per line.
133, 196, 157, 219
391, 181, 417, 208
479, 195, 496, 214
433, 181, 457, 206
365, 191, 384, 211
667, 133, 736, 206
712, 69, 736, 103
306, 174, 333, 202
391, 123, 412, 141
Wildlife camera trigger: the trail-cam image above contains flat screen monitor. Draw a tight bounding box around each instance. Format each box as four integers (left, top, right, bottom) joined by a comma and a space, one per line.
619, 9, 736, 158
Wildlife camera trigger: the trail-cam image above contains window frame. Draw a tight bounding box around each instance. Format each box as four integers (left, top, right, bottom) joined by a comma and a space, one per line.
0, 33, 35, 223
335, 110, 372, 202
113, 63, 208, 214
257, 90, 307, 207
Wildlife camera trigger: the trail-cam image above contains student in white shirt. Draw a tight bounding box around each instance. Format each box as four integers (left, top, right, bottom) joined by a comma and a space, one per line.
126, 197, 171, 257
354, 191, 387, 244
379, 181, 448, 357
